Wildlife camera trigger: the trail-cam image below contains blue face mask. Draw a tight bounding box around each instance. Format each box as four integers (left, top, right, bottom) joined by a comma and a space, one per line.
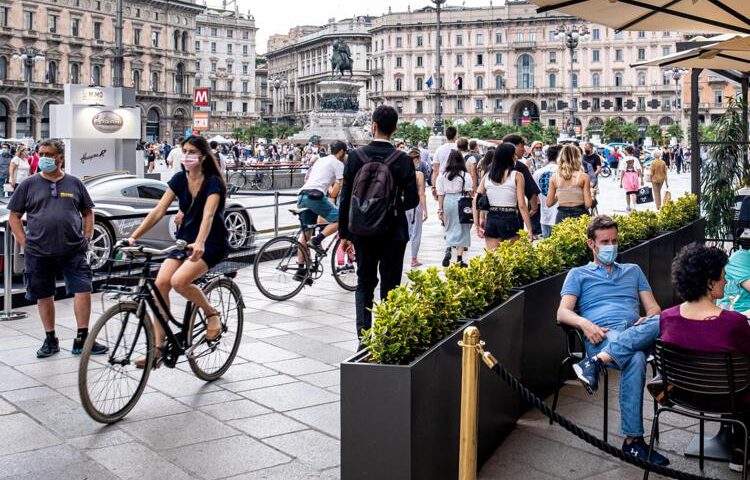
38, 157, 57, 173
596, 244, 618, 265
0, 149, 7, 156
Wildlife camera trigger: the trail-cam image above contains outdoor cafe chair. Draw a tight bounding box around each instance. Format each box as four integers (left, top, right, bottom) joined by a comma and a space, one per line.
644, 340, 750, 480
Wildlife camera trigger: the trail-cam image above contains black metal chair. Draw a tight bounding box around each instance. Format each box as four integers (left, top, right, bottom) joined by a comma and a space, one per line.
644, 340, 750, 480
550, 324, 659, 444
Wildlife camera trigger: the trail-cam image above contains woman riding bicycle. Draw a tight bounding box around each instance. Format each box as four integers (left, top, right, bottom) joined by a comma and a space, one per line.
126, 136, 229, 366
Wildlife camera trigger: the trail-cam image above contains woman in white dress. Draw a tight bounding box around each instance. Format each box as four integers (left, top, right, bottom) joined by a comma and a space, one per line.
8, 146, 31, 192
437, 150, 471, 268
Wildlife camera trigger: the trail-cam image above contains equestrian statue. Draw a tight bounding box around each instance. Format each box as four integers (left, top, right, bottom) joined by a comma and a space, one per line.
331, 38, 354, 78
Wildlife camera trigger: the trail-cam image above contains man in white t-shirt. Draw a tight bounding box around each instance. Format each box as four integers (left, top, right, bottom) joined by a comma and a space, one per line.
430, 125, 458, 199
298, 141, 347, 259
533, 144, 561, 238
166, 137, 184, 172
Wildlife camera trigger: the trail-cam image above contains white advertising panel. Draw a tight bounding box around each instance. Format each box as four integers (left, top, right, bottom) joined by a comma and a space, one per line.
52, 106, 140, 139
64, 84, 118, 107
67, 138, 118, 177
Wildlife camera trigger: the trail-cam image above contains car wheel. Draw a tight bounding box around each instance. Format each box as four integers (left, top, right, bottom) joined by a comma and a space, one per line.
225, 211, 252, 249
90, 220, 114, 271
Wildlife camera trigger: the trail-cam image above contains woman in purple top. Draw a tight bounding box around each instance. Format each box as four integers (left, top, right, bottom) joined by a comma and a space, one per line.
661, 243, 750, 472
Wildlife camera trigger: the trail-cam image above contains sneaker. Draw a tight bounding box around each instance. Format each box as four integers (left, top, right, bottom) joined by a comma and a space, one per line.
293, 270, 314, 286
72, 338, 109, 355
730, 448, 746, 472
455, 261, 468, 268
623, 437, 670, 466
573, 356, 601, 394
442, 252, 451, 267
308, 236, 326, 256
36, 337, 60, 358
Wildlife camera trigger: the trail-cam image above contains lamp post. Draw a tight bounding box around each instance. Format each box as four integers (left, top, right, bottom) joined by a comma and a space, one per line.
670, 67, 687, 129
12, 47, 45, 139
431, 0, 446, 135
554, 24, 589, 138
113, 0, 124, 87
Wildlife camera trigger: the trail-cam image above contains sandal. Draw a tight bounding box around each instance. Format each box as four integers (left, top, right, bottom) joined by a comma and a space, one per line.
205, 310, 223, 342
134, 345, 162, 370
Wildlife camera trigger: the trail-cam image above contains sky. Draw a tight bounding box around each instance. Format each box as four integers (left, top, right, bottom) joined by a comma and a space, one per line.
219, 0, 501, 53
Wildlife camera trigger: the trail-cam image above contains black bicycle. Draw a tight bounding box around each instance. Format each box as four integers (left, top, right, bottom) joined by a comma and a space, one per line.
228, 169, 273, 191
78, 241, 244, 424
253, 208, 357, 300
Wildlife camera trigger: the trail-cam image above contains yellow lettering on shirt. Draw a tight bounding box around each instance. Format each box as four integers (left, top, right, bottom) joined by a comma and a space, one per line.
59, 192, 74, 198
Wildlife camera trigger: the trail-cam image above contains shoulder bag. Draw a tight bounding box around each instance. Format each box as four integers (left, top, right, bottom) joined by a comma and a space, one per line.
457, 174, 474, 224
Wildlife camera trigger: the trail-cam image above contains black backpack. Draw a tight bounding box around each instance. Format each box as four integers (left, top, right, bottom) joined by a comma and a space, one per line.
348, 147, 402, 236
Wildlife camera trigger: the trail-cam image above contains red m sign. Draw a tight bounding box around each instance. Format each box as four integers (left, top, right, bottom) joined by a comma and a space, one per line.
194, 88, 209, 107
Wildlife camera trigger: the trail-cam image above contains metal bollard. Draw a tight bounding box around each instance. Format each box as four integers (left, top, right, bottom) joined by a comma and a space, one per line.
458, 326, 481, 480
273, 190, 280, 237
0, 221, 28, 321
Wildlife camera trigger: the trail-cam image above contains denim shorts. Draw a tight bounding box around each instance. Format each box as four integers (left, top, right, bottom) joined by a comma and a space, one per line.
23, 250, 92, 301
484, 210, 520, 240
297, 192, 339, 228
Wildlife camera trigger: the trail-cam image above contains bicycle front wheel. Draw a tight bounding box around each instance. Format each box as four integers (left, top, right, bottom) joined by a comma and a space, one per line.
253, 236, 310, 301
78, 302, 154, 424
600, 166, 611, 178
258, 173, 273, 191
188, 278, 245, 381
331, 237, 357, 292
228, 171, 247, 189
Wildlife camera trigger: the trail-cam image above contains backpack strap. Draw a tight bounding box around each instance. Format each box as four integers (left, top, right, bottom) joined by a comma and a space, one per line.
356, 147, 372, 164
384, 149, 403, 167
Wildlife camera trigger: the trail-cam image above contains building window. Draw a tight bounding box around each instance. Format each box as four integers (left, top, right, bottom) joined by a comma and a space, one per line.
637, 96, 646, 111
592, 97, 600, 111
637, 48, 645, 61
592, 72, 600, 87
152, 31, 160, 48
210, 27, 217, 37
548, 73, 556, 88
396, 57, 402, 68
226, 80, 232, 91
416, 100, 423, 113
211, 61, 217, 72
416, 77, 423, 90
0, 57, 7, 80
477, 54, 483, 66
197, 26, 201, 35
529, 31, 536, 42
47, 61, 56, 83
495, 52, 503, 64
243, 31, 249, 40
572, 73, 578, 88
227, 29, 233, 38
48, 14, 57, 33
517, 54, 534, 89
637, 71, 646, 86
228, 44, 233, 54
475, 99, 483, 112
515, 31, 523, 42
662, 46, 671, 56
495, 99, 503, 112
662, 71, 671, 85
70, 63, 80, 83
714, 90, 723, 104
195, 41, 200, 51
615, 72, 623, 86
495, 32, 502, 43
476, 33, 484, 45
211, 42, 216, 53
615, 49, 624, 62
210, 79, 216, 90
457, 99, 463, 112
242, 64, 248, 75
227, 63, 233, 73
242, 81, 248, 92
243, 45, 248, 55
24, 11, 34, 30
151, 72, 159, 91
0, 7, 7, 27
456, 34, 463, 46
196, 61, 201, 72
396, 37, 402, 48
592, 49, 600, 62
614, 31, 624, 40
92, 65, 101, 85
417, 35, 423, 47
495, 75, 503, 89
638, 31, 646, 38
549, 51, 556, 64
457, 76, 463, 90
132, 69, 139, 89
592, 28, 600, 40
456, 54, 463, 66
210, 101, 216, 110
226, 101, 232, 112
476, 75, 484, 90
134, 8, 140, 18
94, 21, 102, 40
615, 97, 623, 111
242, 102, 248, 112
71, 17, 80, 37
396, 78, 402, 91
416, 56, 423, 67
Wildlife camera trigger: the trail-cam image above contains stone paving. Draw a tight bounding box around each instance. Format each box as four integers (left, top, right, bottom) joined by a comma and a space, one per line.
0, 170, 711, 479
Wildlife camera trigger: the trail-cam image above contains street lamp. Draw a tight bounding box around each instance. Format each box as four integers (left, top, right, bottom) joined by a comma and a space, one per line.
12, 47, 45, 139
431, 0, 446, 135
272, 75, 287, 122
670, 67, 687, 128
554, 24, 589, 138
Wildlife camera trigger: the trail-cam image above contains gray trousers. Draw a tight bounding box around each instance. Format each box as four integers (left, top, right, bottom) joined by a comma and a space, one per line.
406, 204, 424, 259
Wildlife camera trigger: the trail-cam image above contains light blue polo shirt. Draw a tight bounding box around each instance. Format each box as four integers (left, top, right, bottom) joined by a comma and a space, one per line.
561, 262, 651, 329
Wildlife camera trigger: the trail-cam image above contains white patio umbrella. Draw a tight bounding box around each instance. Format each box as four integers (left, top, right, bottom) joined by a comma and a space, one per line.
631, 34, 750, 71
530, 0, 750, 35
208, 135, 231, 144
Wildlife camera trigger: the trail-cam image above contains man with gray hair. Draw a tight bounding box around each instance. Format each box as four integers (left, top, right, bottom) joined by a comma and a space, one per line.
7, 139, 107, 358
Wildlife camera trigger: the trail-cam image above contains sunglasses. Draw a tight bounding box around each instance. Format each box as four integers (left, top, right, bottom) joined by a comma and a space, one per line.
49, 182, 57, 198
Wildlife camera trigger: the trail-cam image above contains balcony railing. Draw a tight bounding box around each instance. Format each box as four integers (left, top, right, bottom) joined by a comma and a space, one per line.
512, 41, 537, 49
651, 84, 675, 93
539, 87, 563, 94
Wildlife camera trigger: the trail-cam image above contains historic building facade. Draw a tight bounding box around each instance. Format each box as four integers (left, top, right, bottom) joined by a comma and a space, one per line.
195, 6, 258, 135
0, 0, 202, 142
369, 2, 684, 136
265, 17, 373, 124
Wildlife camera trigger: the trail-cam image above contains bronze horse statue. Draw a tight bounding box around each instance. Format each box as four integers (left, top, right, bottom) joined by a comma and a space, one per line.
331, 39, 353, 78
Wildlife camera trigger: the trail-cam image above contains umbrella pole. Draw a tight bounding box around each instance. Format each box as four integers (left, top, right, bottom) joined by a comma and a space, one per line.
742, 76, 749, 185
690, 68, 702, 201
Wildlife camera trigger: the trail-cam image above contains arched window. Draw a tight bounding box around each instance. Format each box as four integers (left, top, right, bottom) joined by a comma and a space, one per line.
181, 31, 188, 52
637, 71, 646, 86
495, 75, 503, 89
70, 63, 80, 83
133, 70, 140, 90
416, 77, 423, 91
548, 73, 556, 88
175, 63, 184, 94
476, 75, 484, 90
173, 30, 180, 51
47, 61, 56, 83
615, 72, 623, 87
572, 73, 578, 89
151, 71, 159, 92
395, 78, 402, 91
92, 65, 101, 85
0, 57, 6, 81
592, 73, 600, 87
517, 54, 534, 89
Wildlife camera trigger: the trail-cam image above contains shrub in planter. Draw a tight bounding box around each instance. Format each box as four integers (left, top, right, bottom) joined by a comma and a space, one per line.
545, 215, 590, 269
445, 252, 510, 318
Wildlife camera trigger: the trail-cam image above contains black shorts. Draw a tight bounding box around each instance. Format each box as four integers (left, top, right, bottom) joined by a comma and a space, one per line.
24, 250, 92, 301
167, 243, 228, 269
484, 211, 520, 240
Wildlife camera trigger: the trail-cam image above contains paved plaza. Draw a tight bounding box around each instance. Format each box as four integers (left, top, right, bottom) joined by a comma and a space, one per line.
0, 171, 725, 480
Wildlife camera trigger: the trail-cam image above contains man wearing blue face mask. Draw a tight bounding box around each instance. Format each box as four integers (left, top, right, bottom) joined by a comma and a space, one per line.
0, 143, 12, 189
557, 215, 668, 465
7, 139, 107, 359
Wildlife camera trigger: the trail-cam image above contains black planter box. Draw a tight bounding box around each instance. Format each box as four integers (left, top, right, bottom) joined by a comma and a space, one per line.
619, 240, 651, 279
473, 291, 525, 466
341, 324, 466, 480
516, 271, 569, 398
672, 219, 705, 304
648, 232, 676, 309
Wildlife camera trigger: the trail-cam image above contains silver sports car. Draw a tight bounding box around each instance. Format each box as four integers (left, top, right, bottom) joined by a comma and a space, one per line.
0, 171, 256, 271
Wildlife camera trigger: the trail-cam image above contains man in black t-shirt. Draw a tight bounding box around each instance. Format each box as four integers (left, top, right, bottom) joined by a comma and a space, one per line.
502, 134, 541, 236
583, 142, 602, 198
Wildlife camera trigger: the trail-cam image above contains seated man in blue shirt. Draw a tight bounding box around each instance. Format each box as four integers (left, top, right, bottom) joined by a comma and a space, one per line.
558, 215, 669, 465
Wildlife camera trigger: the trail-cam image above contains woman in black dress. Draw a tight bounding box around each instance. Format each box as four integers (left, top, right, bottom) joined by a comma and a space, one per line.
128, 136, 229, 364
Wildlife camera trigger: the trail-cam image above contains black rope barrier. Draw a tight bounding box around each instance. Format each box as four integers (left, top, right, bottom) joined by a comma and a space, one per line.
485, 360, 717, 480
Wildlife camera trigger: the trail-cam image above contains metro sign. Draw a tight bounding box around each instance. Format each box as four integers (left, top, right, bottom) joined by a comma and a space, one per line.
194, 88, 209, 107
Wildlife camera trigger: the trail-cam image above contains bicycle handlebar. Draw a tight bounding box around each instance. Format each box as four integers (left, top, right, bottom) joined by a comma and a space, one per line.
115, 239, 189, 257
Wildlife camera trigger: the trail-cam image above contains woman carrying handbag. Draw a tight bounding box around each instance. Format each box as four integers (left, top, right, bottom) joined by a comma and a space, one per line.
437, 150, 472, 268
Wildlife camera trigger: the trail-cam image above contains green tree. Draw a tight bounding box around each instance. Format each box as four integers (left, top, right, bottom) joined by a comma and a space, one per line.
603, 118, 624, 142
543, 126, 559, 144
645, 125, 662, 145
666, 123, 684, 142
621, 122, 640, 143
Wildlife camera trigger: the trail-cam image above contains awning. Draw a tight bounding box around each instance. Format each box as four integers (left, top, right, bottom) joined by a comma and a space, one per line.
530, 0, 750, 35
632, 34, 750, 71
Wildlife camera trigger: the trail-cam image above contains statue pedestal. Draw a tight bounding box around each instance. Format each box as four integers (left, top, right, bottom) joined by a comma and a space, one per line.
428, 134, 447, 154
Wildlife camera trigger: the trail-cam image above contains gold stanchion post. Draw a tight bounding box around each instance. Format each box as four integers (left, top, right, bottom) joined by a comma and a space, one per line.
458, 326, 481, 480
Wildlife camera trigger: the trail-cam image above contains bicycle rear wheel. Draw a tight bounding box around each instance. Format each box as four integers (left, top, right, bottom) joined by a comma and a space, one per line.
253, 236, 310, 301
188, 277, 244, 381
258, 173, 273, 191
331, 237, 357, 292
600, 166, 611, 178
228, 172, 247, 189
78, 302, 154, 424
